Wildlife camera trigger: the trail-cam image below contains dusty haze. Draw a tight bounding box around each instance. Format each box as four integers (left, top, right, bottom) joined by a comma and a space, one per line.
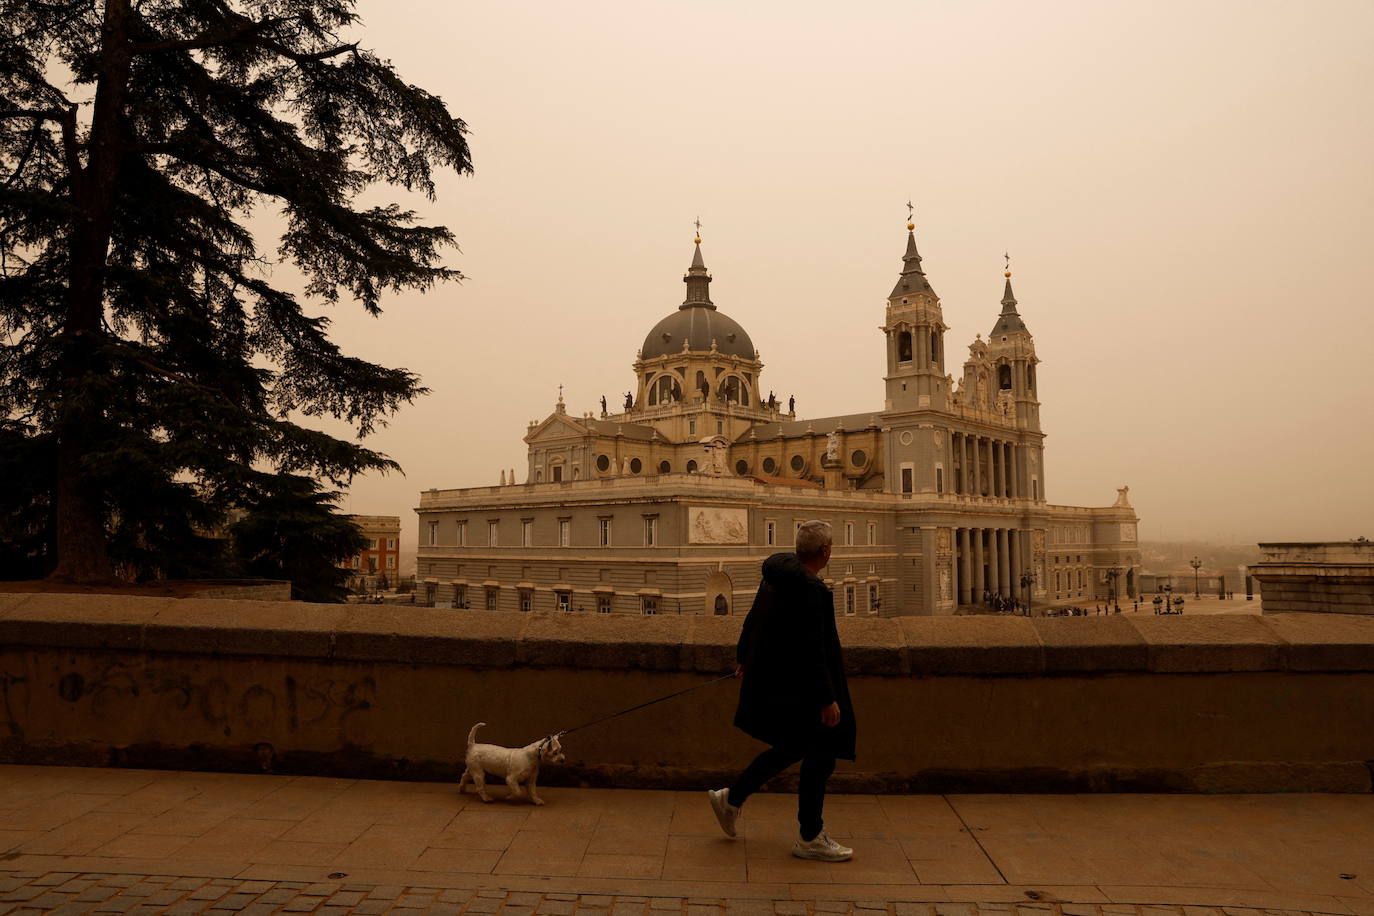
297, 0, 1373, 570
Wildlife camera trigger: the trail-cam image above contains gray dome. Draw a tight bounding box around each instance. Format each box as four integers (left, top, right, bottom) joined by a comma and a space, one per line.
641, 306, 755, 360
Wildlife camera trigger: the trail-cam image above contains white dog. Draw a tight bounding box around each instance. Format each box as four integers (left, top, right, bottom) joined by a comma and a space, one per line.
457, 722, 566, 805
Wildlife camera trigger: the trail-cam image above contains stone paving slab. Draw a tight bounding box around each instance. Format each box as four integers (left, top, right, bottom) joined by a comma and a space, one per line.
1, 767, 1372, 916
0, 872, 1365, 916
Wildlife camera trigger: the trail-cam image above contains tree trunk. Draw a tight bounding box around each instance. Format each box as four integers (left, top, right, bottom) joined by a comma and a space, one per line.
49, 0, 133, 583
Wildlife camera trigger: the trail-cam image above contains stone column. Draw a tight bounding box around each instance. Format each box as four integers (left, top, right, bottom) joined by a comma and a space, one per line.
972, 437, 982, 496
993, 440, 1004, 498
997, 528, 1011, 598
956, 431, 967, 494
958, 528, 972, 605
1009, 527, 1022, 603
1008, 444, 1018, 499
972, 528, 985, 601
986, 527, 999, 597
966, 435, 975, 495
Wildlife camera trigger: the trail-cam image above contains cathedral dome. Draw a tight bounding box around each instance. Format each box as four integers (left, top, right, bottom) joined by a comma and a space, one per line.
641, 306, 755, 360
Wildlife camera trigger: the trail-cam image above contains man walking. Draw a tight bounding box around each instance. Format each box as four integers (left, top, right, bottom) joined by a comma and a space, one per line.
707, 521, 856, 861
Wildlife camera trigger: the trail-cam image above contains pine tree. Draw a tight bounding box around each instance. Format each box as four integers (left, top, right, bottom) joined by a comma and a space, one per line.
0, 0, 470, 582
228, 473, 368, 603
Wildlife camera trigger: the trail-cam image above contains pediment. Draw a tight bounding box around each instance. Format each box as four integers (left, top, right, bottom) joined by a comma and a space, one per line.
524, 412, 590, 443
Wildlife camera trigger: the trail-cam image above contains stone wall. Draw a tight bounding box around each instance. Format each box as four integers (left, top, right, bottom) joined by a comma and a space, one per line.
2, 594, 1373, 793
183, 581, 292, 601
1253, 540, 1374, 616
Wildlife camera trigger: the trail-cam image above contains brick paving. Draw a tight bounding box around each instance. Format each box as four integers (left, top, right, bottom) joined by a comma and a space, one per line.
0, 872, 1353, 916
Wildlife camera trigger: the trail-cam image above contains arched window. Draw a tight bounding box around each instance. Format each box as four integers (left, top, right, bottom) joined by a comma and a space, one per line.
695, 371, 709, 399
998, 364, 1012, 390
897, 330, 913, 363
658, 460, 671, 474
686, 459, 698, 473
648, 375, 682, 405
722, 375, 750, 406
931, 331, 939, 363
1027, 364, 1036, 392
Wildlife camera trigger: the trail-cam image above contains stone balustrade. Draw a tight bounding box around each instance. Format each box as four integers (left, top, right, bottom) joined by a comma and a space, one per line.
1253, 540, 1374, 616
2, 594, 1372, 793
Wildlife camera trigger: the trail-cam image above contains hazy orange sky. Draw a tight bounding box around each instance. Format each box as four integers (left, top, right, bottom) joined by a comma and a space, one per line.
306, 0, 1373, 565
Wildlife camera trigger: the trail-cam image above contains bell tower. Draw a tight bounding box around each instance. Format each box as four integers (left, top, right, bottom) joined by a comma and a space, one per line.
883, 217, 948, 412
984, 264, 1041, 433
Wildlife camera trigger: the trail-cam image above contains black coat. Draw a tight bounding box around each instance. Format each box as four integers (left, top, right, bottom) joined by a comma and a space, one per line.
733, 552, 856, 761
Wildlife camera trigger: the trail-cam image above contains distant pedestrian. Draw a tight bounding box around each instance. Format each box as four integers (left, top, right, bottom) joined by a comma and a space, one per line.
709, 521, 855, 862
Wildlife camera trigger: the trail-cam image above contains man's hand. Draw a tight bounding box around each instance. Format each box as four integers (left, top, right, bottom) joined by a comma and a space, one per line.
820, 702, 841, 727
734, 664, 745, 679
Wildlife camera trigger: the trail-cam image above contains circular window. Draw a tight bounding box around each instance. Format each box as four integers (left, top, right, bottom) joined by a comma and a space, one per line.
762, 457, 777, 474
790, 455, 804, 472
735, 459, 749, 476
851, 449, 867, 467
629, 457, 642, 474
686, 459, 698, 473
658, 460, 671, 474
596, 454, 610, 472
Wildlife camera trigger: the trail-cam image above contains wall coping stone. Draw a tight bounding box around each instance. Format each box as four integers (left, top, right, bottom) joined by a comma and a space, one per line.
4, 593, 1374, 676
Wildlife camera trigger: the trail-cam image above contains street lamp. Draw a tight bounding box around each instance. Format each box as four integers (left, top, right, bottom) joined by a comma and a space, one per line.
1018, 569, 1036, 614
1105, 567, 1121, 612
1189, 556, 1203, 600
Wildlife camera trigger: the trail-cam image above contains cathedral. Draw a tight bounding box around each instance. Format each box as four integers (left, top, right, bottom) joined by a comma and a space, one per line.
414, 221, 1140, 615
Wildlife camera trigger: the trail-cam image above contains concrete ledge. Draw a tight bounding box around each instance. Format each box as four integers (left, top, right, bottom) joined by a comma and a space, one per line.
5, 595, 1371, 676
3, 595, 1374, 793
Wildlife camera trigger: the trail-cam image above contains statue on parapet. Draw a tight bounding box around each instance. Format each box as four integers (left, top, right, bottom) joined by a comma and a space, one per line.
600, 395, 608, 416
623, 391, 633, 410
788, 394, 795, 414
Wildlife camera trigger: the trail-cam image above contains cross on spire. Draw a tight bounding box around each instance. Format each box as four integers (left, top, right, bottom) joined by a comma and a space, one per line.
694, 216, 702, 236
906, 200, 914, 221
1004, 251, 1011, 272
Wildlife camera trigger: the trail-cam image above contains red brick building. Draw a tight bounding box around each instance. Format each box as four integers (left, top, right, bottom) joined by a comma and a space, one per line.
342, 515, 402, 579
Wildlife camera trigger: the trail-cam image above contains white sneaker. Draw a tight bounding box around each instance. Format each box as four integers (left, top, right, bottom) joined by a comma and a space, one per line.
707, 788, 740, 838
792, 831, 853, 861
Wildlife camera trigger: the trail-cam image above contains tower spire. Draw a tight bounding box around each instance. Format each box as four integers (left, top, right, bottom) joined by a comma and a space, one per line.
890, 213, 935, 299
682, 224, 714, 309
990, 257, 1028, 335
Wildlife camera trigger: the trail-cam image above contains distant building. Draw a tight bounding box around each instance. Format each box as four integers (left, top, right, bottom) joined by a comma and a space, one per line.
342, 515, 401, 578
415, 223, 1140, 614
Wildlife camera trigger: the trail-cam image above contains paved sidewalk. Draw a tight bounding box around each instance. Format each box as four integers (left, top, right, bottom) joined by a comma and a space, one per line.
2, 766, 1371, 916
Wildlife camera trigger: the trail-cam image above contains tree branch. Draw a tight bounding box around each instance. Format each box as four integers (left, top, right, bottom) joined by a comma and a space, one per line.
130, 15, 288, 54
0, 109, 65, 123
0, 107, 80, 177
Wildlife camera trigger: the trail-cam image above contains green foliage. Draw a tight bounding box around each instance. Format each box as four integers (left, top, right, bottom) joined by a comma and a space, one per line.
0, 0, 470, 582
0, 421, 55, 578
228, 474, 367, 603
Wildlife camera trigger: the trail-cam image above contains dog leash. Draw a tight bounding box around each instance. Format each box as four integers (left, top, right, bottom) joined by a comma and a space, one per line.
552, 672, 736, 738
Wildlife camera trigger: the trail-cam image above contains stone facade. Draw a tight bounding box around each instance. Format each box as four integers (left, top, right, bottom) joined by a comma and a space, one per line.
415, 224, 1141, 615
340, 514, 402, 577
1252, 540, 1374, 615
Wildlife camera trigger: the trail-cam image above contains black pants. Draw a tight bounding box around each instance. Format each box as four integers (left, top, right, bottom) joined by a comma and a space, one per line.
727, 738, 836, 841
